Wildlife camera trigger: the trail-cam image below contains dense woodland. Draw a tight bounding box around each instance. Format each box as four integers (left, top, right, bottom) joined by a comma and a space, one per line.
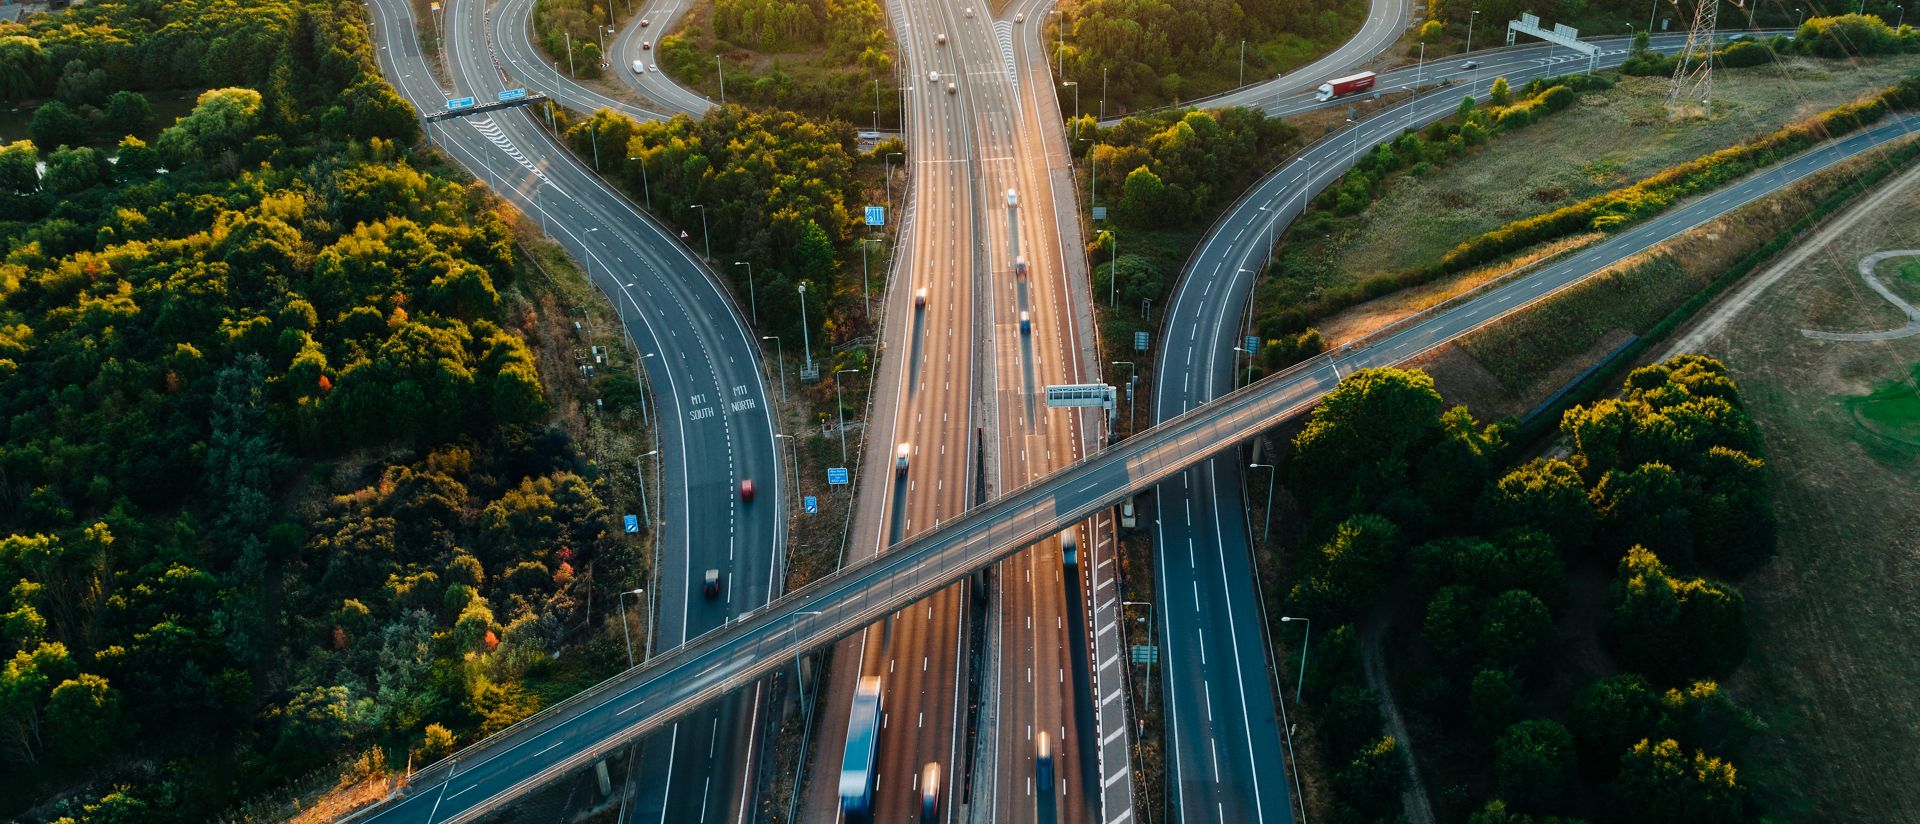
0, 1, 632, 819
533, 0, 620, 79
1054, 0, 1364, 110
657, 0, 895, 124
1282, 358, 1775, 823
559, 103, 875, 346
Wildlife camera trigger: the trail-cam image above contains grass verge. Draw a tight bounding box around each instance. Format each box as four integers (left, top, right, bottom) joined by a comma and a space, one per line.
1410, 136, 1920, 423
1273, 55, 1920, 328
1639, 155, 1920, 823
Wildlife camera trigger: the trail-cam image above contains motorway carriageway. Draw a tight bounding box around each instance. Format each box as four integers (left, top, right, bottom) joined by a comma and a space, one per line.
1141, 26, 1787, 824
346, 99, 1920, 820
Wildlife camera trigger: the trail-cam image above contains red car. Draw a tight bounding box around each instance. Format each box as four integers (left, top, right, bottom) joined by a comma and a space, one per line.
739, 478, 755, 501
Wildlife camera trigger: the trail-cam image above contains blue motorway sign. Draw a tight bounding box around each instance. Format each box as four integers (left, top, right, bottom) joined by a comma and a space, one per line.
1246, 335, 1261, 355
804, 496, 818, 514
827, 467, 850, 485
623, 514, 639, 534
1134, 331, 1150, 352
498, 88, 528, 102
864, 206, 885, 226
447, 96, 476, 110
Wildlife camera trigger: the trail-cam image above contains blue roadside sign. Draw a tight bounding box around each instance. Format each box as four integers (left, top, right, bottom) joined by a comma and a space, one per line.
498, 88, 528, 102
447, 96, 476, 110
1134, 331, 1150, 352
1246, 335, 1260, 355
827, 467, 850, 485
864, 206, 885, 226
804, 496, 818, 514
623, 514, 639, 533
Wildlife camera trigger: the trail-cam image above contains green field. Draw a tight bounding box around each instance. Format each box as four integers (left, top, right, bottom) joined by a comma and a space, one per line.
1431, 159, 1920, 822
1291, 55, 1920, 299
1679, 173, 1920, 823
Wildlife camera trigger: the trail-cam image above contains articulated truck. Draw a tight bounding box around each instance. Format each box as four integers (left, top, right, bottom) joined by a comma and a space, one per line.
1316, 71, 1377, 102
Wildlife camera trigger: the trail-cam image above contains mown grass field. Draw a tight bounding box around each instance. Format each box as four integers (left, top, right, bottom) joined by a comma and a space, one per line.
1416, 140, 1912, 419
1411, 145, 1920, 823
1294, 54, 1920, 295
1657, 167, 1920, 824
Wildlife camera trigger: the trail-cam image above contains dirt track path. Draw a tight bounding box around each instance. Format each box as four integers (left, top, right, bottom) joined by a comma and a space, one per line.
1361, 605, 1436, 824
1665, 161, 1920, 357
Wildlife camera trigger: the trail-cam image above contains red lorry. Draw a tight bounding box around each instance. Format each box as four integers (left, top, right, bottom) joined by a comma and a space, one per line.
1316, 71, 1377, 102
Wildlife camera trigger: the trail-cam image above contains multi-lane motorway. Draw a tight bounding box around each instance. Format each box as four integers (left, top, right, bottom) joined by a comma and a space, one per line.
344, 97, 1920, 823
365, 1, 783, 823
1145, 26, 1788, 824
349, 4, 1902, 820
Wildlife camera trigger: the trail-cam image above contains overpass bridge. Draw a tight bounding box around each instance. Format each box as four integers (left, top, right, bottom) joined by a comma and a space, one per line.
345, 104, 1920, 824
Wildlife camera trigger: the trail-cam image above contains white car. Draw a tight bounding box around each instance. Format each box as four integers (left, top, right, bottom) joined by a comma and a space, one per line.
632, 60, 645, 74
640, 18, 650, 26
896, 443, 912, 474
915, 287, 928, 309
929, 70, 939, 83
642, 40, 651, 50
964, 6, 973, 16
1019, 311, 1031, 334
1015, 12, 1025, 22
936, 32, 946, 45
651, 63, 658, 72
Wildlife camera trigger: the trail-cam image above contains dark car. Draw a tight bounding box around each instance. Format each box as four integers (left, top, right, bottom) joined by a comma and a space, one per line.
703, 568, 720, 599
740, 478, 755, 501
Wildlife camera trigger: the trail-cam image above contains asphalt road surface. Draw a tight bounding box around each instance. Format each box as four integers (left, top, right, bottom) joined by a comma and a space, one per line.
1097, 0, 1411, 124
799, 0, 984, 819
609, 0, 716, 115
351, 9, 1904, 821
1145, 27, 1788, 824
365, 1, 783, 823
476, 1, 791, 820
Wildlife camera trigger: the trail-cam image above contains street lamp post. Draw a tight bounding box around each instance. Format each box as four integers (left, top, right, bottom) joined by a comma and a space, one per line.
1249, 462, 1276, 542
873, 78, 881, 136
1257, 204, 1275, 270
1900, 5, 1908, 28
1466, 8, 1481, 54
762, 336, 786, 403
717, 56, 726, 104
1651, 0, 1661, 33
1280, 616, 1311, 703
774, 433, 803, 516
734, 261, 757, 326
797, 282, 814, 378
1410, 42, 1425, 132
1107, 231, 1118, 309
1239, 39, 1246, 87
861, 239, 882, 317
1055, 10, 1066, 78
1111, 361, 1136, 432
617, 587, 651, 665
690, 204, 710, 259
1063, 81, 1080, 143
626, 154, 652, 210
635, 450, 659, 527
834, 368, 861, 463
